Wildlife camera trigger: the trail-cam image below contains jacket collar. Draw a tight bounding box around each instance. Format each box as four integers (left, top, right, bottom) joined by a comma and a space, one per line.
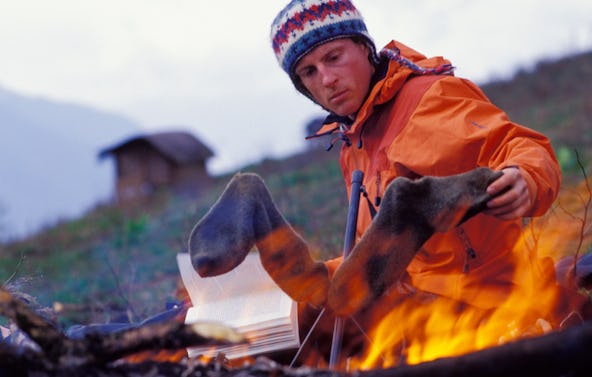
308, 40, 452, 139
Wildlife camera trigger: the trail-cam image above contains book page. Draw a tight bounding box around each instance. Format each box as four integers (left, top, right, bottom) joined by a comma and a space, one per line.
177, 251, 300, 359
186, 288, 292, 328
177, 252, 278, 305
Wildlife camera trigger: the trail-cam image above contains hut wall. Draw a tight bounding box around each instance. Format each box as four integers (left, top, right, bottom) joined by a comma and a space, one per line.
114, 143, 173, 204
171, 162, 212, 196
111, 141, 211, 204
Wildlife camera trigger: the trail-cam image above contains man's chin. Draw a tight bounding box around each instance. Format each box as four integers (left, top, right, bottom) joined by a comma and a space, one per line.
327, 103, 357, 118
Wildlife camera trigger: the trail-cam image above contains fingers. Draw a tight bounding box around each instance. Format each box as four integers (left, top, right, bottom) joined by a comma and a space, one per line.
484, 167, 531, 220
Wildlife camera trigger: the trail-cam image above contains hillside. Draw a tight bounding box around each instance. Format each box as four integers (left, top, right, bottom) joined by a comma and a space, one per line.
481, 50, 592, 180
1, 51, 591, 328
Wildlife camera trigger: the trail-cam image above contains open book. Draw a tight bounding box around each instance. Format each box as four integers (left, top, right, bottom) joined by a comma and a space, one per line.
176, 252, 300, 359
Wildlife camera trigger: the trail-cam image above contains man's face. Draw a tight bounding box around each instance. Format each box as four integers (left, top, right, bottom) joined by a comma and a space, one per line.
295, 38, 375, 117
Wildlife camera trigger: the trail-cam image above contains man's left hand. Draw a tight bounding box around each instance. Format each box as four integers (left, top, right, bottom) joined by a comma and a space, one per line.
484, 167, 531, 220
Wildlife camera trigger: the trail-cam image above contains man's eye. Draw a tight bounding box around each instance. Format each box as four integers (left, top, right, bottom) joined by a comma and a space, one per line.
327, 52, 341, 62
300, 68, 315, 78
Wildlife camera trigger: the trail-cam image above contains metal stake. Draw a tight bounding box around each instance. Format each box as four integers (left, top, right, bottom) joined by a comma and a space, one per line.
329, 169, 364, 369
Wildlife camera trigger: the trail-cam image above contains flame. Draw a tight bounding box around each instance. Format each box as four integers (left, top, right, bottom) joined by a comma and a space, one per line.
351, 265, 559, 370
343, 180, 591, 370
125, 349, 188, 364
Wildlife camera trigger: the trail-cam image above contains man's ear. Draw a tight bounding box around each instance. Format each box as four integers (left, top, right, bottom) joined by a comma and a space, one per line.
351, 36, 378, 67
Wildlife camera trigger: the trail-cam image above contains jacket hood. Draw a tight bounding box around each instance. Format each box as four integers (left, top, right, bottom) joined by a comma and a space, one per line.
374, 40, 453, 104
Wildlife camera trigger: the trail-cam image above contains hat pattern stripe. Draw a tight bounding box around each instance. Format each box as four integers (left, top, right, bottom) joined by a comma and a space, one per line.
281, 19, 367, 70
272, 1, 357, 55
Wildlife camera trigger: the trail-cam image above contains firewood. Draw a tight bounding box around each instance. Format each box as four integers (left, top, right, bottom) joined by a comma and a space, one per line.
64, 321, 246, 366
0, 286, 245, 369
56, 322, 592, 376
3, 278, 592, 377
0, 285, 66, 358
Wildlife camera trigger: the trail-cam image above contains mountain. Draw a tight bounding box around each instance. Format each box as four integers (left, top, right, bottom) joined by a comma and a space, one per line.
0, 86, 141, 240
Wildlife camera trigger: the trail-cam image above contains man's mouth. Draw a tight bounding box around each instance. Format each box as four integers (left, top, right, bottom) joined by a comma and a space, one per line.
329, 89, 348, 104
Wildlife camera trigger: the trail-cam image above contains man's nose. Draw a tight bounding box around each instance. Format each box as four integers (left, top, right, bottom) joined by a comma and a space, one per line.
319, 65, 337, 87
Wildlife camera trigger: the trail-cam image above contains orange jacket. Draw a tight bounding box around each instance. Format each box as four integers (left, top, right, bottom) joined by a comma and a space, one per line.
320, 40, 561, 309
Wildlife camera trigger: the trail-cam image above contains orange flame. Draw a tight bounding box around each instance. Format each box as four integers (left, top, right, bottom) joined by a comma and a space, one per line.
344, 180, 591, 370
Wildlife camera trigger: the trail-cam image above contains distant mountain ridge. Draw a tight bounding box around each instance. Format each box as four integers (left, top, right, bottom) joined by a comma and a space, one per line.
0, 86, 141, 240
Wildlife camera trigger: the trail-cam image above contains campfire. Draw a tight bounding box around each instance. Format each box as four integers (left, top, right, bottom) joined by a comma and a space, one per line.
1, 174, 591, 376
1, 284, 592, 377
341, 177, 591, 370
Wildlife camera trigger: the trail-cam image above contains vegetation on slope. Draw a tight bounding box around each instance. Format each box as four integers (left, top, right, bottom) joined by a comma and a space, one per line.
481, 50, 592, 181
1, 51, 591, 329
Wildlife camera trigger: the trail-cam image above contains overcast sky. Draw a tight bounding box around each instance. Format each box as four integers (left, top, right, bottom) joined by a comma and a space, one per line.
1, 0, 591, 174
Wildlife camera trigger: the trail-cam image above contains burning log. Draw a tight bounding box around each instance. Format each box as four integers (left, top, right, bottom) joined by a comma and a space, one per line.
5, 320, 592, 377
358, 320, 592, 377
0, 286, 245, 373
2, 281, 592, 376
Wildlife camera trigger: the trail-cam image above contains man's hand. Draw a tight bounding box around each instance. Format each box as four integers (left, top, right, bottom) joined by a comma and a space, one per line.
484, 167, 531, 220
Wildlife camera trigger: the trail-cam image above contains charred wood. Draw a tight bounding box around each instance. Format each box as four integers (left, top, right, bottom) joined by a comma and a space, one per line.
3, 284, 592, 376
2, 314, 592, 376
0, 286, 245, 371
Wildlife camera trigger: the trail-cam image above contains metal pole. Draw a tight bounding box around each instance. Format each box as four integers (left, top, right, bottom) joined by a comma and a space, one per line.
329, 169, 364, 369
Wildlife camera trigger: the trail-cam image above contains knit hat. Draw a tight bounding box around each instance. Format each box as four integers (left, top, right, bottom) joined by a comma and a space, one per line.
270, 0, 376, 78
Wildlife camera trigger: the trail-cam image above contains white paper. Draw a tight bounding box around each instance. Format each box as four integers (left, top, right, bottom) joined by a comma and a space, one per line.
176, 252, 299, 359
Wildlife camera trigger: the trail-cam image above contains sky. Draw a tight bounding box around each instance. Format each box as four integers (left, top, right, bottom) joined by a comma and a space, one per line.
1, 0, 591, 174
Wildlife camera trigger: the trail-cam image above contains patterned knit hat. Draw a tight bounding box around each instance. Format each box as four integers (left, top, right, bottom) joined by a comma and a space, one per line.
270, 0, 376, 78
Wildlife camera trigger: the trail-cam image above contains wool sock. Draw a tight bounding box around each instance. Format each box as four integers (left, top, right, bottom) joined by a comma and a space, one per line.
328, 168, 502, 316
188, 172, 330, 308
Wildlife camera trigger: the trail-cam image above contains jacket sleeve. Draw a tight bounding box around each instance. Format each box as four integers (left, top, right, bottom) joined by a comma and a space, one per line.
398, 75, 561, 217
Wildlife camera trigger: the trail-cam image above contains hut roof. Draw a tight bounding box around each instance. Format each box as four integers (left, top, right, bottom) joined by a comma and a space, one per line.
100, 130, 214, 164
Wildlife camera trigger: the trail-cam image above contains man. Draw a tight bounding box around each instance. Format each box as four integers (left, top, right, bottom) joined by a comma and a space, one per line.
270, 0, 571, 362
